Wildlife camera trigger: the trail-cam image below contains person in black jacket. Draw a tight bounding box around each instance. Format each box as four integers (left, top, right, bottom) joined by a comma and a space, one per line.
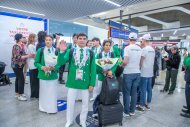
160, 44, 181, 94
152, 47, 161, 88
36, 31, 47, 51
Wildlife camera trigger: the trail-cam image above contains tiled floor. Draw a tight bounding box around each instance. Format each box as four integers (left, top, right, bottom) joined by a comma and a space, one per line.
0, 71, 189, 127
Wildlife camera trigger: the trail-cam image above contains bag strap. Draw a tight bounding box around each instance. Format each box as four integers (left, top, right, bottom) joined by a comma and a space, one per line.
89, 50, 93, 64
65, 48, 74, 74
110, 52, 114, 58
99, 52, 102, 59
40, 47, 44, 63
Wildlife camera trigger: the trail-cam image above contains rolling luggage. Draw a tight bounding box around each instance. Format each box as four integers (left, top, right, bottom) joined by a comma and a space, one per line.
98, 102, 123, 126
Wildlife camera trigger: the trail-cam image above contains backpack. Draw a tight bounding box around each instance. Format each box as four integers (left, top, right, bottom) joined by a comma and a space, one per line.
0, 74, 11, 86
99, 77, 120, 105
99, 52, 114, 58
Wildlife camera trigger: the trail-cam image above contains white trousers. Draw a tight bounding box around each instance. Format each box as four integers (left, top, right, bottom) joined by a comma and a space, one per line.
39, 79, 57, 113
66, 88, 89, 125
92, 80, 102, 99
76, 91, 82, 100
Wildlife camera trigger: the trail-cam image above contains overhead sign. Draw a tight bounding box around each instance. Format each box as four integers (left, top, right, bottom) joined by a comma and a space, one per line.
109, 20, 138, 40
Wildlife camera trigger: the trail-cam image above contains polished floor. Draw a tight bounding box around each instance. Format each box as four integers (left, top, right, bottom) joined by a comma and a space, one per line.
0, 71, 190, 127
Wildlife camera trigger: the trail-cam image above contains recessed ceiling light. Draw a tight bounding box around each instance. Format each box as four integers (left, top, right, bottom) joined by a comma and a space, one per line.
95, 12, 107, 16
0, 6, 45, 16
73, 22, 95, 27
104, 0, 121, 7
173, 30, 177, 35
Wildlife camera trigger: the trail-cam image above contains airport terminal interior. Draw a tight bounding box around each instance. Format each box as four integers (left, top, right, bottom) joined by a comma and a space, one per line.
0, 0, 190, 127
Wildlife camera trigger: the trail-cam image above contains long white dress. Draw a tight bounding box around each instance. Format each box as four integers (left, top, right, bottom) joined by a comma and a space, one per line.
39, 79, 57, 113
39, 47, 58, 113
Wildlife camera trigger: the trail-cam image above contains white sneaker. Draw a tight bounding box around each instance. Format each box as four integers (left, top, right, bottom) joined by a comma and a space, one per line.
80, 123, 86, 127
129, 112, 135, 116
17, 95, 27, 101
123, 113, 130, 117
21, 94, 26, 97
65, 123, 72, 127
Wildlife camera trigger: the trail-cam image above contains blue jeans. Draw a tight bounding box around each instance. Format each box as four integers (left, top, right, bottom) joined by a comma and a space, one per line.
140, 77, 152, 106
123, 73, 140, 114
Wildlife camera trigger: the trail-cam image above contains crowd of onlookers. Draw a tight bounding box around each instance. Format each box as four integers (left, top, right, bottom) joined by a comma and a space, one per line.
10, 31, 190, 127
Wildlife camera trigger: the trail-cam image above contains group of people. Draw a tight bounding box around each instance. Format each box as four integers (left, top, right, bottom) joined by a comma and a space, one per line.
10, 30, 190, 127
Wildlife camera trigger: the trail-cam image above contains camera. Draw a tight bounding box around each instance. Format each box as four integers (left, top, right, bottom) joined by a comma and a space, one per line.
53, 33, 64, 38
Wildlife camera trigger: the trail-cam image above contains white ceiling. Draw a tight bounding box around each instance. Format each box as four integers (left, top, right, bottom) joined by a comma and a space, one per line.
0, 0, 150, 20
1, 0, 190, 38
72, 0, 190, 29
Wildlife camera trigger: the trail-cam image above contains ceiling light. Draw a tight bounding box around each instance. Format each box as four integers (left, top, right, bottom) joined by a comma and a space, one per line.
93, 12, 107, 16
104, 0, 121, 7
173, 30, 177, 35
0, 6, 45, 16
73, 22, 95, 27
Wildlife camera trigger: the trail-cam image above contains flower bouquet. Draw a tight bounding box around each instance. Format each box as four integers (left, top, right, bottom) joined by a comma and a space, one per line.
96, 58, 118, 71
44, 55, 57, 77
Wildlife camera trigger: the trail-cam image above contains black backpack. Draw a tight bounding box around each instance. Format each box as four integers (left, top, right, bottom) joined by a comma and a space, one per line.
99, 77, 120, 105
0, 74, 11, 86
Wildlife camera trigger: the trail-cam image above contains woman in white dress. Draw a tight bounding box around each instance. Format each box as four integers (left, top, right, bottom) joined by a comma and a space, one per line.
34, 35, 60, 113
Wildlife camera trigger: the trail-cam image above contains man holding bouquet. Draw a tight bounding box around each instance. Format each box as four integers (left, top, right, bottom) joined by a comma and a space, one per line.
58, 33, 96, 127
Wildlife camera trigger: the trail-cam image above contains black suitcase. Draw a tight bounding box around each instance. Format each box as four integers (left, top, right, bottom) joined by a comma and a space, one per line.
98, 103, 123, 126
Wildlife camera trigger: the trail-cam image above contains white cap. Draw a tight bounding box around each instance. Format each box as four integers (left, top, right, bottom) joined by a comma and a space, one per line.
129, 32, 137, 40
142, 34, 152, 41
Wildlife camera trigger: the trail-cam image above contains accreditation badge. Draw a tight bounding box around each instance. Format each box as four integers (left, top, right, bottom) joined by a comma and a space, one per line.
76, 69, 83, 80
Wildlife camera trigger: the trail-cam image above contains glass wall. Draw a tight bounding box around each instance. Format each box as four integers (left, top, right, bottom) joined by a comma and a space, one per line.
49, 20, 88, 43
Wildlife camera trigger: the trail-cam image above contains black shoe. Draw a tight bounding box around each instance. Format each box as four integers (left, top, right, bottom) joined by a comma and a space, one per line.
182, 109, 190, 114
145, 105, 151, 110
168, 92, 173, 95
76, 99, 82, 102
160, 89, 167, 92
180, 113, 190, 118
136, 106, 145, 112
183, 105, 188, 109
59, 80, 65, 84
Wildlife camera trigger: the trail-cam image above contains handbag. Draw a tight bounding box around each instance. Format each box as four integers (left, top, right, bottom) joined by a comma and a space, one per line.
115, 65, 124, 77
